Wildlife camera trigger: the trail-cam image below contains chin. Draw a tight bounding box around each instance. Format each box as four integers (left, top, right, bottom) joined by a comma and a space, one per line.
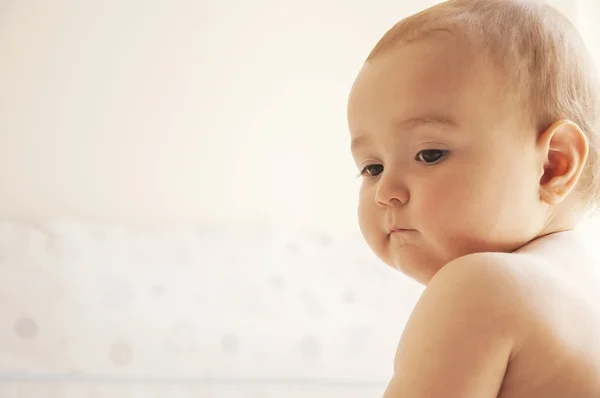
386, 248, 446, 284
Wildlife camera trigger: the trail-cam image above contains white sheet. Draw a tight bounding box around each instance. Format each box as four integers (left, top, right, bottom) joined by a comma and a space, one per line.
0, 220, 422, 397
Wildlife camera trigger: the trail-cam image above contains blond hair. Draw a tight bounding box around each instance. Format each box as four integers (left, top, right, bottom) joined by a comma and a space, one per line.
366, 0, 600, 217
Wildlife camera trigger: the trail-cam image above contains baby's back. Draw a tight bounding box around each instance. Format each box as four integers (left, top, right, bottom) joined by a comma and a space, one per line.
499, 236, 600, 397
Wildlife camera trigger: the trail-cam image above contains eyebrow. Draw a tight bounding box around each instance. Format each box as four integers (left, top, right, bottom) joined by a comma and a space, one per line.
350, 114, 457, 153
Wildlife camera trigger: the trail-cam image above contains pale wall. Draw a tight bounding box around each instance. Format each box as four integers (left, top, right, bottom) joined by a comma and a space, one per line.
0, 0, 594, 234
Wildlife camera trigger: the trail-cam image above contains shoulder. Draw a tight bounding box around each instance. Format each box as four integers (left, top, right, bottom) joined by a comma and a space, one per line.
429, 251, 528, 301
401, 252, 532, 357
387, 252, 529, 396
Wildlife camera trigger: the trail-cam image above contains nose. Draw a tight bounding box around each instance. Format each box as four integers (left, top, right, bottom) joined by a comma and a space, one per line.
374, 171, 409, 207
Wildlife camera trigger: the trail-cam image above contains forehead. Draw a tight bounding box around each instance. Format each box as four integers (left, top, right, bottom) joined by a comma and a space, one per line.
347, 36, 505, 140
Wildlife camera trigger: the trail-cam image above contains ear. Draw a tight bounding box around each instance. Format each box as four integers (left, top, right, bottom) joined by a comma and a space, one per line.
537, 120, 589, 205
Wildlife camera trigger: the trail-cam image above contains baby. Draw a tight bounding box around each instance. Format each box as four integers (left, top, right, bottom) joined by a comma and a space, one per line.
347, 0, 600, 396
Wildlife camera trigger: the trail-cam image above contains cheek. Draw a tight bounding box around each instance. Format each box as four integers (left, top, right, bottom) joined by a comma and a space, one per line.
357, 186, 386, 253
357, 186, 376, 232
418, 156, 539, 245
416, 173, 478, 218
415, 167, 500, 239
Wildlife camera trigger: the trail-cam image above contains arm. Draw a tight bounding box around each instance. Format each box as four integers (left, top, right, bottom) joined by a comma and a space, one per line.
383, 253, 522, 398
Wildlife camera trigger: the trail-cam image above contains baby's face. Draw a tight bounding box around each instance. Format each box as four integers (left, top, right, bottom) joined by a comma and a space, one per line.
347, 36, 546, 284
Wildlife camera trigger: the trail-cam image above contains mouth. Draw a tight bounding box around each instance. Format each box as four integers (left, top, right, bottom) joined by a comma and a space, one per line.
388, 228, 415, 236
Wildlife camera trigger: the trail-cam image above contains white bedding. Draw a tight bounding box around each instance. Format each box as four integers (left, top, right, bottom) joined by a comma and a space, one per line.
0, 220, 422, 397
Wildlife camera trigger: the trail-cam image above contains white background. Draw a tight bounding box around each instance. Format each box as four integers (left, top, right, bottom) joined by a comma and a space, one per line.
1, 0, 597, 234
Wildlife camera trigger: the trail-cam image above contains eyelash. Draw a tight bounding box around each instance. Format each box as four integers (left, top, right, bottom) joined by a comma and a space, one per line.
356, 149, 449, 178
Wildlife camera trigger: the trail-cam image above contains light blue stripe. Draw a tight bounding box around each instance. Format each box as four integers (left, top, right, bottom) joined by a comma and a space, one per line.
0, 373, 386, 388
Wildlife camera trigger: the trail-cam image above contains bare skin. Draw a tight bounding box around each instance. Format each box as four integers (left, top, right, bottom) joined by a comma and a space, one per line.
347, 33, 599, 397
384, 231, 600, 398
496, 231, 600, 397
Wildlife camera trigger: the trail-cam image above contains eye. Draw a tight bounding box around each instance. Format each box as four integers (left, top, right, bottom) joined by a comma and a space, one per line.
415, 149, 448, 164
357, 164, 384, 178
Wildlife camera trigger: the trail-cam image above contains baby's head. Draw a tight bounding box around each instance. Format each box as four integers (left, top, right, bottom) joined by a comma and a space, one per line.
347, 0, 600, 283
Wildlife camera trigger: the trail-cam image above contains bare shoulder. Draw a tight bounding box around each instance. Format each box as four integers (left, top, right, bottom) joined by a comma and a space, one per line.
385, 252, 532, 397
424, 251, 532, 320
403, 252, 531, 353
415, 253, 531, 326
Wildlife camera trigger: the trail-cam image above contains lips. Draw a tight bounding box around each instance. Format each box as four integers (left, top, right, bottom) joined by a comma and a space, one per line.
389, 227, 414, 235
